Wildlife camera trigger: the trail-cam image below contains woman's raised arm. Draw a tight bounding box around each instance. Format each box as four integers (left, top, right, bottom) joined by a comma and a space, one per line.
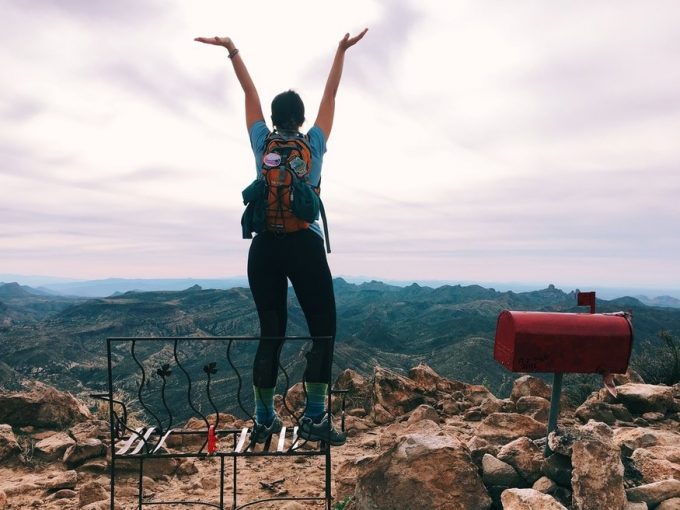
314, 28, 368, 140
195, 36, 265, 130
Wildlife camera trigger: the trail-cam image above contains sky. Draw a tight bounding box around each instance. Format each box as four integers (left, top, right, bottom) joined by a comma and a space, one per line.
1, 0, 679, 292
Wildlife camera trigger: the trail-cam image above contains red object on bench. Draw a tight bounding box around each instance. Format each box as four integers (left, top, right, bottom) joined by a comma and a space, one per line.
494, 310, 633, 374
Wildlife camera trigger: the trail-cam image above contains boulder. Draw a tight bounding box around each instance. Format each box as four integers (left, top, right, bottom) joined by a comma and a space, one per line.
38, 470, 78, 490
511, 375, 552, 402
516, 396, 550, 422
0, 384, 91, 428
542, 453, 572, 488
631, 447, 680, 483
371, 367, 427, 422
467, 436, 499, 467
482, 454, 523, 487
614, 428, 680, 453
532, 476, 557, 494
657, 498, 680, 509
69, 420, 110, 443
477, 413, 546, 443
406, 404, 440, 424
498, 437, 544, 484
576, 401, 633, 425
334, 368, 372, 413
500, 488, 568, 509
34, 431, 76, 461
623, 502, 648, 510
571, 426, 626, 510
616, 384, 675, 414
63, 438, 107, 467
354, 433, 492, 510
0, 424, 21, 462
78, 480, 108, 507
548, 420, 615, 456
276, 382, 305, 418
466, 384, 496, 405
0, 489, 6, 510
408, 363, 466, 394
626, 480, 680, 507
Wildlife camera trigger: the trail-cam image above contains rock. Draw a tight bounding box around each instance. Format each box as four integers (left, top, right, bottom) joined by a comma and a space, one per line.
657, 498, 680, 509
623, 502, 648, 510
614, 369, 645, 385
576, 401, 633, 425
63, 438, 107, 467
354, 433, 492, 509
371, 367, 427, 422
0, 489, 6, 510
480, 396, 503, 415
500, 488, 568, 509
34, 431, 76, 461
78, 458, 109, 474
498, 437, 544, 484
463, 408, 483, 421
626, 480, 680, 506
79, 480, 108, 507
516, 396, 551, 422
275, 382, 305, 418
571, 430, 626, 510
345, 415, 372, 437
334, 368, 372, 413
69, 420, 110, 443
532, 476, 557, 494
641, 412, 665, 422
467, 436, 499, 467
511, 375, 552, 402
177, 459, 198, 477
482, 454, 523, 487
0, 383, 91, 428
466, 384, 496, 405
631, 447, 680, 483
0, 424, 21, 462
47, 489, 77, 500
372, 403, 394, 425
542, 453, 572, 488
39, 470, 78, 490
407, 404, 440, 424
477, 413, 546, 443
616, 384, 675, 414
548, 420, 615, 456
614, 428, 680, 453
112, 456, 180, 478
436, 396, 462, 415
408, 363, 467, 394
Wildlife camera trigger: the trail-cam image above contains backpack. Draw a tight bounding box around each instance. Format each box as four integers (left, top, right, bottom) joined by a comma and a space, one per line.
241, 130, 331, 252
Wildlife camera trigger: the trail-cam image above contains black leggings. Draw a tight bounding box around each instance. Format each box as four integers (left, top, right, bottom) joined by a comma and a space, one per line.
248, 229, 336, 387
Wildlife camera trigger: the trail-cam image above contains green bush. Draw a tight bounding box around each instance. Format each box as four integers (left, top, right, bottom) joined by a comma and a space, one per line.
631, 331, 680, 386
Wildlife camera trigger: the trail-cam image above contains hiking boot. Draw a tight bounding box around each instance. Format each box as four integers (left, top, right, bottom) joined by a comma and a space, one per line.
298, 414, 346, 446
250, 414, 283, 444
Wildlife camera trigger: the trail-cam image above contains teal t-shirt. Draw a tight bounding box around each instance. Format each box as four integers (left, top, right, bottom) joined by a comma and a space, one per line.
248, 121, 327, 238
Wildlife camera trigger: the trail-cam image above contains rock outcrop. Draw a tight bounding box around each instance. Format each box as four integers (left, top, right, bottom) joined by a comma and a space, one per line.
1, 365, 679, 510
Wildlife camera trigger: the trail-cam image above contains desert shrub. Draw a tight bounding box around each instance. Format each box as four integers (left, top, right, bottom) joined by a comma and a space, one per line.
631, 331, 680, 386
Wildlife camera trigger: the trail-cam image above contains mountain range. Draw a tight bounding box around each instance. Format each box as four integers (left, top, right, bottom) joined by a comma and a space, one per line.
1, 279, 679, 419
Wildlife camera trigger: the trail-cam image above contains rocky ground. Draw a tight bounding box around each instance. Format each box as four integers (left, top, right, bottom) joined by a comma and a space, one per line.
1, 365, 679, 510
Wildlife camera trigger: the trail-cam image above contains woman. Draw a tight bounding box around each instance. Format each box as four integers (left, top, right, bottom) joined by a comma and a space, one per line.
195, 29, 368, 446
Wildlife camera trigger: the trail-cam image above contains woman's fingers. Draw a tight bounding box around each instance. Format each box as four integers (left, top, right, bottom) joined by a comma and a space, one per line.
194, 36, 230, 47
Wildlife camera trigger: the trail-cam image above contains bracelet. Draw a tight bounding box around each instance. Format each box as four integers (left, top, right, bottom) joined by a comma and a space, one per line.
227, 48, 239, 59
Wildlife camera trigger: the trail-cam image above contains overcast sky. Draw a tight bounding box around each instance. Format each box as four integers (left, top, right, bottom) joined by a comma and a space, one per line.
1, 0, 679, 291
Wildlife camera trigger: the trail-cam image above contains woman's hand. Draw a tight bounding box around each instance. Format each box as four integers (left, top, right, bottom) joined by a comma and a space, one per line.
338, 28, 368, 51
194, 36, 234, 50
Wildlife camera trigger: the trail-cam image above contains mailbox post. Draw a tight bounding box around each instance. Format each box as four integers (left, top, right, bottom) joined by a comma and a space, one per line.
493, 291, 633, 456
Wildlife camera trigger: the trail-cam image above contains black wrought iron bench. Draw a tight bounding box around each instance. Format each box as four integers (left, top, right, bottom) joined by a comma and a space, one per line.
96, 336, 347, 510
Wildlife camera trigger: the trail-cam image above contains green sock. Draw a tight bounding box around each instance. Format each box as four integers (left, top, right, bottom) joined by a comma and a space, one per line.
253, 386, 275, 426
303, 382, 328, 421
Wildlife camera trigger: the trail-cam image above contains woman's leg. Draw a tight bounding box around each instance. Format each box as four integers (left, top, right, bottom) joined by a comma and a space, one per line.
248, 233, 287, 426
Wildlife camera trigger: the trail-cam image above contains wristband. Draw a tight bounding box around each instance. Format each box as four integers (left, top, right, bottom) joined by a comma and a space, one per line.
227, 48, 239, 59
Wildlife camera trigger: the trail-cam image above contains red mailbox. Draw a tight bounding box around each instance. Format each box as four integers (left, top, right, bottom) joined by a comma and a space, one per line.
494, 310, 633, 374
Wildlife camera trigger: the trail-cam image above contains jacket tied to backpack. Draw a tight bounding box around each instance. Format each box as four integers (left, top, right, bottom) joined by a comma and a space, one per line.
241, 131, 330, 253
